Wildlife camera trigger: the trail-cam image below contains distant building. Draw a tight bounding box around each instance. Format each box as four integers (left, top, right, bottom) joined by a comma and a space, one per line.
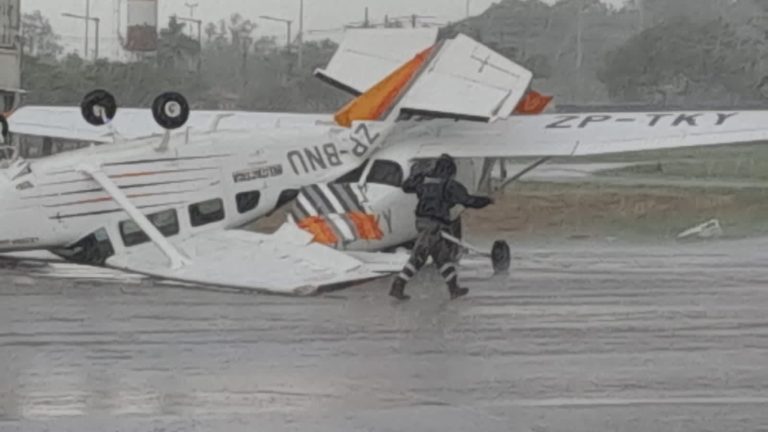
0, 0, 21, 115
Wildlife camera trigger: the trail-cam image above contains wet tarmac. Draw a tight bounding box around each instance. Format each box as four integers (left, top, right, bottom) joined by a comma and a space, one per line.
1, 237, 768, 431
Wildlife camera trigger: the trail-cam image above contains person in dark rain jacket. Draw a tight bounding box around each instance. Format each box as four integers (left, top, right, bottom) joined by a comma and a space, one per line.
390, 154, 493, 301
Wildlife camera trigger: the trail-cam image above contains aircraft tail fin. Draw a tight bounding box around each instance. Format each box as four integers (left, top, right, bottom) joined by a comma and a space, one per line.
329, 33, 535, 127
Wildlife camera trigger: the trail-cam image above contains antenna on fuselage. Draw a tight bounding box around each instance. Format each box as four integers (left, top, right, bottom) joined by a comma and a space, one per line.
151, 91, 191, 153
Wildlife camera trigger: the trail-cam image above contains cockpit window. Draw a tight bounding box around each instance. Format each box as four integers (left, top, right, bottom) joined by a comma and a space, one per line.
120, 209, 180, 247
366, 160, 403, 187
189, 198, 225, 227
16, 181, 34, 191
236, 191, 261, 214
53, 228, 115, 266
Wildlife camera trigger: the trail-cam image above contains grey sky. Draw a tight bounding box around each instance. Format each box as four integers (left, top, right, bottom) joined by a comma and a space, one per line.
22, 0, 627, 58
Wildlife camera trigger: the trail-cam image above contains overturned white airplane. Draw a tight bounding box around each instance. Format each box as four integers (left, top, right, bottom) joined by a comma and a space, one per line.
2, 29, 768, 296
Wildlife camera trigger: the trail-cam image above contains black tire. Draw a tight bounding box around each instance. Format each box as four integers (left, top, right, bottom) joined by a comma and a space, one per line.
491, 240, 511, 274
80, 89, 118, 126
0, 114, 8, 142
151, 92, 190, 130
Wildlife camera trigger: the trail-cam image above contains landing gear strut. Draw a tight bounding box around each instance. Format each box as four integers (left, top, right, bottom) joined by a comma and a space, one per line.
441, 228, 511, 276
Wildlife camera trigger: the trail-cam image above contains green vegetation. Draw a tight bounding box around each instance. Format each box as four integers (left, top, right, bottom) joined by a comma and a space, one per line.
18, 0, 768, 110
467, 181, 768, 241
20, 13, 349, 112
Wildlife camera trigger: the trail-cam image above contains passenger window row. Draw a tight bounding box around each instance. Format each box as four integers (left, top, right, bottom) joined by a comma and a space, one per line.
119, 191, 262, 247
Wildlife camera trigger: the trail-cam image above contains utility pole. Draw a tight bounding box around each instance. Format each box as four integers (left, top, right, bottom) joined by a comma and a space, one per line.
94, 17, 99, 60
85, 0, 90, 59
576, 0, 585, 70
63, 10, 100, 60
466, 0, 471, 18
259, 15, 293, 48
298, 0, 304, 70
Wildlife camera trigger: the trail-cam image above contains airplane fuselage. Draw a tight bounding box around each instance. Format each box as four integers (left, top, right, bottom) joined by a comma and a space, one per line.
0, 119, 487, 266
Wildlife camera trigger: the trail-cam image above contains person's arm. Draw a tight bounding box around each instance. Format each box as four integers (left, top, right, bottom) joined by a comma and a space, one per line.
402, 171, 425, 194
447, 181, 494, 209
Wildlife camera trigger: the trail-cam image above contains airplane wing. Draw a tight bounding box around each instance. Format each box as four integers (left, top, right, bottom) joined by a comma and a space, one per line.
8, 106, 332, 141
105, 223, 408, 296
407, 110, 768, 159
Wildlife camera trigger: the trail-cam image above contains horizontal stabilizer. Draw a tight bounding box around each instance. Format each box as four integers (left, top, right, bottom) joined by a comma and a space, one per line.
397, 34, 533, 122
331, 32, 534, 126
315, 28, 439, 95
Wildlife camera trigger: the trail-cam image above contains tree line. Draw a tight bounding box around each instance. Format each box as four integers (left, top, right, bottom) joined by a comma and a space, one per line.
19, 0, 768, 111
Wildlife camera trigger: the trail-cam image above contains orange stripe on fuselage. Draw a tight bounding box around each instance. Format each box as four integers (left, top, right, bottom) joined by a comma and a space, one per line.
347, 212, 383, 241
298, 216, 339, 245
334, 46, 434, 128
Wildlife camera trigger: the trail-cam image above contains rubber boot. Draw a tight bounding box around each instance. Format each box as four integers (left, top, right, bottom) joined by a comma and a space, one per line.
389, 277, 411, 301
447, 279, 469, 300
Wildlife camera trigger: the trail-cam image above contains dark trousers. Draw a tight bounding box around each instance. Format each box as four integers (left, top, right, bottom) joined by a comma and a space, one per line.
394, 217, 459, 290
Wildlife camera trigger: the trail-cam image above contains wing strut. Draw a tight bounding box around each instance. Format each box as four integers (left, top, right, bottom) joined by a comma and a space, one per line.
77, 164, 191, 270
496, 157, 552, 192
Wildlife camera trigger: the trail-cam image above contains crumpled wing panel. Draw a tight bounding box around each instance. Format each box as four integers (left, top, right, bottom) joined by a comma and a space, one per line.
106, 225, 407, 296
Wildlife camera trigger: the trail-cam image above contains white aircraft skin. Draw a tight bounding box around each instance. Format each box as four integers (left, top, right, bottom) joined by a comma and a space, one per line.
3, 30, 768, 294
0, 126, 366, 250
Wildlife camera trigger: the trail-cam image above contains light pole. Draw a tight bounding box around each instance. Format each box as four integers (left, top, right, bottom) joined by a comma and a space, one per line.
184, 1, 199, 39
174, 15, 203, 72
184, 1, 199, 18
85, 0, 89, 59
62, 12, 100, 60
259, 15, 293, 48
466, 0, 470, 18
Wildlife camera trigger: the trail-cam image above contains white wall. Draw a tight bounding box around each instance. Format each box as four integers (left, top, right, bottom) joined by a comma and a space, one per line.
0, 49, 20, 89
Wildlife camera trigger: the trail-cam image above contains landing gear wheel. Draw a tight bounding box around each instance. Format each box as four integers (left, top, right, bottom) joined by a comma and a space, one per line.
491, 240, 511, 274
80, 89, 118, 126
152, 92, 190, 130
